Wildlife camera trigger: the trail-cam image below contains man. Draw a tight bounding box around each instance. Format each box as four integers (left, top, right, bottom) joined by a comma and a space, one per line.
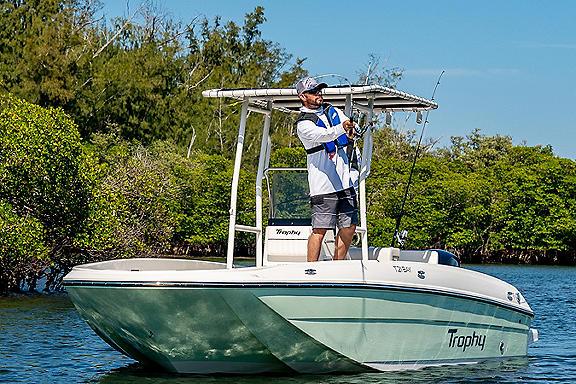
295, 77, 358, 262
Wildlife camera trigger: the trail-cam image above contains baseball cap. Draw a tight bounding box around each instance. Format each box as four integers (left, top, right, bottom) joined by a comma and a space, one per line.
296, 77, 328, 95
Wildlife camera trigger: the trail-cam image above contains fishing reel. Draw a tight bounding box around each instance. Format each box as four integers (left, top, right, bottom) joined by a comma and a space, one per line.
353, 122, 372, 139
350, 111, 373, 139
394, 229, 408, 248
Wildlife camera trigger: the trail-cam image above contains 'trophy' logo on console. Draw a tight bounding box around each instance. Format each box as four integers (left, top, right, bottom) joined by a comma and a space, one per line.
275, 228, 301, 236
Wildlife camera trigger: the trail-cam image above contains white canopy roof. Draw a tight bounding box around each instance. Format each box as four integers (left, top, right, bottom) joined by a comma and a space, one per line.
202, 85, 437, 114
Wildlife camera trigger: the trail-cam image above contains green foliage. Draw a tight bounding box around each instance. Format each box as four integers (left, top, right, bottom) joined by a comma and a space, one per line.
74, 136, 256, 260
0, 91, 86, 292
0, 93, 87, 242
173, 152, 233, 251
489, 146, 576, 262
441, 129, 513, 170
371, 130, 576, 264
73, 138, 181, 262
184, 7, 306, 160
0, 1, 307, 160
371, 127, 419, 161
0, 0, 99, 106
0, 200, 48, 293
270, 147, 307, 168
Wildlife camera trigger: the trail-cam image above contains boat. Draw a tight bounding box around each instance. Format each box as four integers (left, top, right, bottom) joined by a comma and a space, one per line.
63, 83, 538, 374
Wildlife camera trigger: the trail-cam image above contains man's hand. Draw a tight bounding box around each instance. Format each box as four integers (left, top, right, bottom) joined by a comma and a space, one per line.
343, 120, 355, 139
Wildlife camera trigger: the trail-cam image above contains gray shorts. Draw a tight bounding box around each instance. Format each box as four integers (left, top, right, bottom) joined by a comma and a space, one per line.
310, 188, 359, 229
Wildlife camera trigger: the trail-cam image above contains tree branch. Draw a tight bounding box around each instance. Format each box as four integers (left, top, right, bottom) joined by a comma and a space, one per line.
92, 4, 144, 59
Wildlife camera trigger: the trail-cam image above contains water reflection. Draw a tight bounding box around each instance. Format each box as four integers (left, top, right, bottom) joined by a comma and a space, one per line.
94, 358, 531, 384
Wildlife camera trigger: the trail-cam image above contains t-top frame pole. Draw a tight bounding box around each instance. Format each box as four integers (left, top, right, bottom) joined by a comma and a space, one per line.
226, 99, 250, 268
255, 102, 272, 267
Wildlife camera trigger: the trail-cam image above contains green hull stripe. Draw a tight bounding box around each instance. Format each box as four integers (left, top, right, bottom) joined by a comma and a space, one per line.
290, 317, 527, 334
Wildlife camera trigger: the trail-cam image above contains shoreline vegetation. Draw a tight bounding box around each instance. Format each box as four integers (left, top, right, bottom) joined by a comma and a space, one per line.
1, 1, 575, 295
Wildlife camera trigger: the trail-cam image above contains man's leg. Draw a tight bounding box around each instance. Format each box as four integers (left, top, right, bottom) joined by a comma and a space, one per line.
307, 228, 327, 262
334, 188, 359, 260
334, 225, 356, 260
309, 192, 336, 262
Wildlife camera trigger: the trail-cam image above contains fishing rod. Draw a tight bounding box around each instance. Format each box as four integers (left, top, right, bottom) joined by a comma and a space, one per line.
391, 70, 445, 248
312, 73, 371, 134
313, 73, 353, 117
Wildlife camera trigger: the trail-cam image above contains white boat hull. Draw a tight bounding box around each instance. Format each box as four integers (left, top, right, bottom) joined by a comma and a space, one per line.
64, 259, 534, 374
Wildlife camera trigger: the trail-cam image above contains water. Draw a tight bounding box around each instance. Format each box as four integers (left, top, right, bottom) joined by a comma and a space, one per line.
1, 265, 574, 383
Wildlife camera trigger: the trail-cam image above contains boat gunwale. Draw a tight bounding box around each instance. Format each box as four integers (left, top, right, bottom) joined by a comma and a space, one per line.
63, 280, 535, 317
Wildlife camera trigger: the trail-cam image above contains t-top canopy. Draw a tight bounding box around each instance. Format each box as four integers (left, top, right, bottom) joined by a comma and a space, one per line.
202, 85, 437, 114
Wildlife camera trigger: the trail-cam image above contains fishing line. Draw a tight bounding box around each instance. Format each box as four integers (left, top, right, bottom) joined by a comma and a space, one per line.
391, 70, 445, 248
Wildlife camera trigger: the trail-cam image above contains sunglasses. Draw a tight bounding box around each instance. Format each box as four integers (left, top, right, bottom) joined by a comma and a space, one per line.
304, 89, 322, 95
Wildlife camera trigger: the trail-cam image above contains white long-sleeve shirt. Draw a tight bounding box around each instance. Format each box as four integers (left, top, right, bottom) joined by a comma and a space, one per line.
296, 105, 354, 196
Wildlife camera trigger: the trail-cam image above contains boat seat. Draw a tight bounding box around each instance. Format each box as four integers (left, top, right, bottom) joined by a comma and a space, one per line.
347, 246, 399, 261
398, 250, 439, 264
375, 247, 401, 262
348, 248, 445, 264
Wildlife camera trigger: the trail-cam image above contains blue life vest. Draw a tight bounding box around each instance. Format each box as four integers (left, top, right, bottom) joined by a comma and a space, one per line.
295, 103, 349, 155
